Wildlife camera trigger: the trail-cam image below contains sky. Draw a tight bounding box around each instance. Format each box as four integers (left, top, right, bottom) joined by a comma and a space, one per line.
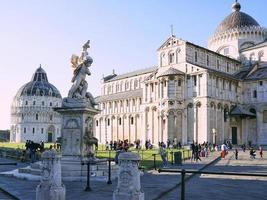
0, 0, 266, 130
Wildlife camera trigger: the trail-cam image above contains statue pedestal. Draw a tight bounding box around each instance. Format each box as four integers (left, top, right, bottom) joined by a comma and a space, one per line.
55, 106, 99, 180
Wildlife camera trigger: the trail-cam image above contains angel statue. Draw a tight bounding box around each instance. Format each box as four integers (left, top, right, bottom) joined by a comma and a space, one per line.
68, 40, 93, 99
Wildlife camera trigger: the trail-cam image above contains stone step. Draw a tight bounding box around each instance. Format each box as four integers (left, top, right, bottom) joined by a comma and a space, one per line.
18, 167, 41, 176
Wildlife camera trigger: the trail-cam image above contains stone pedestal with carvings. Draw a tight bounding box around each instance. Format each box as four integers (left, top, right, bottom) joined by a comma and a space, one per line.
55, 106, 99, 180
36, 150, 65, 200
113, 152, 144, 200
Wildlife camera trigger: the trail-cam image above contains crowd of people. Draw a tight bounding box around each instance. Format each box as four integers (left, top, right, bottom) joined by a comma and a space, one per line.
24, 140, 44, 163
105, 140, 131, 152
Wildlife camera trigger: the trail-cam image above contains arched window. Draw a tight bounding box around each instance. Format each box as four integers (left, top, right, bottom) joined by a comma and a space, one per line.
96, 120, 99, 126
258, 51, 264, 61
194, 51, 198, 62
36, 114, 38, 120
119, 118, 122, 125
107, 118, 110, 126
169, 52, 175, 64
253, 90, 257, 98
131, 117, 134, 125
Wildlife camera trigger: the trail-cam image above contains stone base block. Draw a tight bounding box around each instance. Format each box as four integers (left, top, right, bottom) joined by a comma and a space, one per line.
113, 191, 144, 200
36, 184, 66, 200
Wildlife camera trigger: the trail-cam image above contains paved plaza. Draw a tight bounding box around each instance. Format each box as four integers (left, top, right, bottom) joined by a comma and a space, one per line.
0, 150, 267, 200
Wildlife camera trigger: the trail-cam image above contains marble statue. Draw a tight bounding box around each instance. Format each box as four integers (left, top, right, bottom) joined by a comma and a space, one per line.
68, 40, 92, 99
83, 116, 98, 157
63, 40, 96, 107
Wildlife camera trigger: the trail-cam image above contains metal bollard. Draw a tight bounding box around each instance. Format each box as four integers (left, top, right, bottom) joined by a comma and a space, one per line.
171, 151, 174, 165
181, 169, 185, 200
84, 161, 92, 191
107, 159, 112, 184
152, 154, 157, 170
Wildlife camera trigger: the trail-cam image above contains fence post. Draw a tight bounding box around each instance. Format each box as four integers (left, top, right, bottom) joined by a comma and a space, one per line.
152, 154, 157, 170
107, 159, 112, 184
171, 151, 174, 165
181, 169, 185, 200
85, 161, 92, 191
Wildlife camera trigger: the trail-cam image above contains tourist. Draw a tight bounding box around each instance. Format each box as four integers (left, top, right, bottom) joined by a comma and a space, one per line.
242, 144, 246, 152
167, 139, 170, 149
221, 143, 227, 158
190, 142, 195, 162
159, 144, 168, 168
234, 148, 238, 160
105, 141, 109, 150
109, 141, 113, 150
250, 148, 256, 159
259, 146, 263, 158
29, 141, 36, 163
194, 143, 201, 162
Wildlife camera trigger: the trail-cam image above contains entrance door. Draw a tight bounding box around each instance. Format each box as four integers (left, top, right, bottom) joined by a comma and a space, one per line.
48, 132, 53, 142
232, 127, 237, 145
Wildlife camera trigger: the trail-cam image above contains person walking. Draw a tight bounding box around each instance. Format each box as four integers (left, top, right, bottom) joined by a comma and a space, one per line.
159, 144, 168, 168
259, 146, 263, 158
234, 148, 238, 160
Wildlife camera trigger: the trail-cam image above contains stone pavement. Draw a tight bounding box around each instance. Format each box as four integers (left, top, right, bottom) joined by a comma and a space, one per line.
0, 151, 220, 200
160, 149, 267, 200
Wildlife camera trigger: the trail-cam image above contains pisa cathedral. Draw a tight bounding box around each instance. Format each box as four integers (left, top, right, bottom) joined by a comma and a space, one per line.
94, 1, 267, 146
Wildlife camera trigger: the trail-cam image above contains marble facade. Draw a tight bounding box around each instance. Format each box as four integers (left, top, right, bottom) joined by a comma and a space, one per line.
95, 2, 267, 146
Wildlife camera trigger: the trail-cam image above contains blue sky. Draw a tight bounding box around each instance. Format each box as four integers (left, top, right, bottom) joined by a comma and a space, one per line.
0, 0, 266, 129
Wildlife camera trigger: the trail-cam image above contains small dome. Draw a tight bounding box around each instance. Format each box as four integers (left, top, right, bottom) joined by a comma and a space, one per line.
15, 66, 61, 98
214, 1, 260, 36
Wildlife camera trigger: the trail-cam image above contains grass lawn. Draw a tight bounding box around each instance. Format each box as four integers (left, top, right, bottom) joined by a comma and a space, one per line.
95, 148, 192, 170
0, 142, 192, 170
0, 142, 56, 150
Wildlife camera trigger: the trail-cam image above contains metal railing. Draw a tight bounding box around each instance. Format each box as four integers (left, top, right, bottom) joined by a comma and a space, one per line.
0, 162, 17, 166
158, 169, 267, 200
81, 158, 114, 191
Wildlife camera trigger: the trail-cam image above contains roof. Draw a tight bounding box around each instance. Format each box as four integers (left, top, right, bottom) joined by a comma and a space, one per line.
230, 105, 256, 118
95, 89, 142, 103
244, 67, 267, 81
15, 66, 62, 98
157, 67, 184, 78
214, 2, 260, 36
105, 66, 157, 82
241, 40, 267, 51
187, 60, 239, 81
186, 41, 241, 63
103, 74, 117, 82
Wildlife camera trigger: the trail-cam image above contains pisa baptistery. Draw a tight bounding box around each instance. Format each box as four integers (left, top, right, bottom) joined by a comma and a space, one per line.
10, 66, 62, 143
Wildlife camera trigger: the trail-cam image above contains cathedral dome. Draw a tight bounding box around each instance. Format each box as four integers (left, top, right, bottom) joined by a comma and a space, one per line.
15, 66, 61, 98
214, 2, 260, 36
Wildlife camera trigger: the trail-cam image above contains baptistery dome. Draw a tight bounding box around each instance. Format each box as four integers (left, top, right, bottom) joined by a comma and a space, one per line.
15, 67, 61, 98
10, 66, 62, 143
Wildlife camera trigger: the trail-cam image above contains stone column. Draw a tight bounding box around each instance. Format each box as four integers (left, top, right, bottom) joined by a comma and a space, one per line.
36, 150, 65, 200
113, 152, 144, 200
